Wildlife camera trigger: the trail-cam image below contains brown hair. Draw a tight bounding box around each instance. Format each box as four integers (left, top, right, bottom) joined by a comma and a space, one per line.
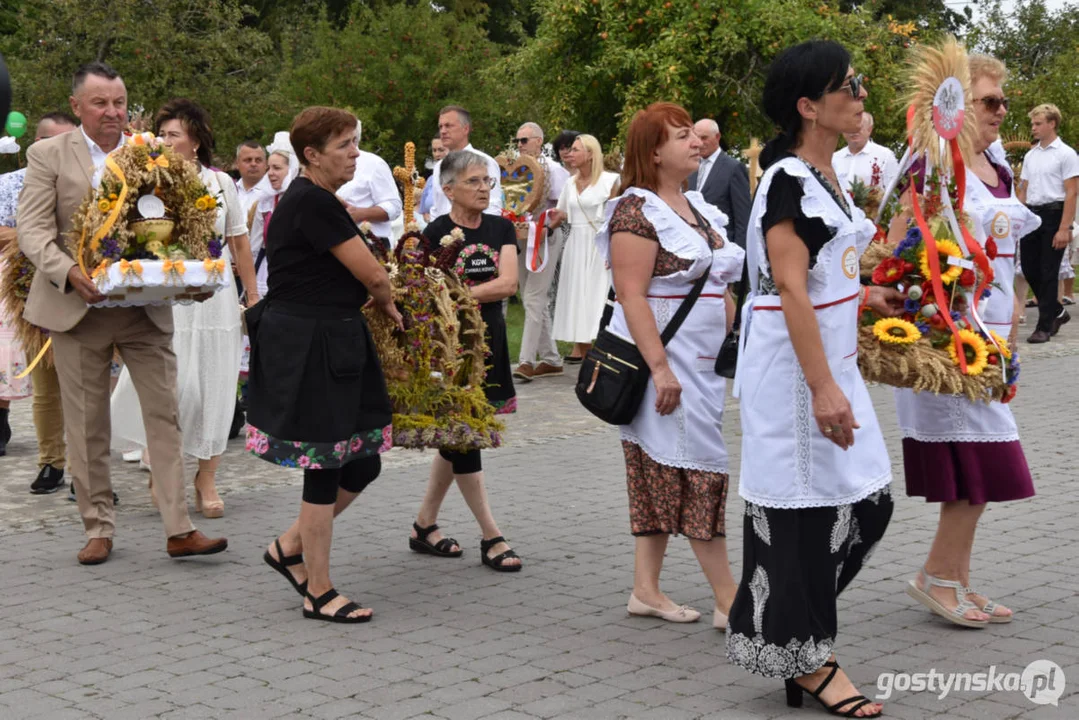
1029, 103, 1063, 130
154, 98, 215, 167
620, 102, 694, 192
289, 106, 358, 167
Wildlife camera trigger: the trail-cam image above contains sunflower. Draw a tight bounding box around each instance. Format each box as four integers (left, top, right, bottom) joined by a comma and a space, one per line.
873, 318, 923, 345
947, 328, 989, 375
987, 330, 1012, 360
918, 239, 964, 285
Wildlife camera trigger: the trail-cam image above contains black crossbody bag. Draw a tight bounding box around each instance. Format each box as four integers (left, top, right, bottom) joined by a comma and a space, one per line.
714, 263, 748, 378
575, 203, 712, 425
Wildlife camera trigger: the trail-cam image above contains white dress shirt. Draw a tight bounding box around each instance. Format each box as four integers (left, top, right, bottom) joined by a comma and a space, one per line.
337, 150, 403, 238
428, 143, 504, 219
695, 147, 722, 191
236, 175, 272, 217
545, 160, 570, 212
832, 139, 899, 191
80, 126, 124, 187
1020, 137, 1079, 206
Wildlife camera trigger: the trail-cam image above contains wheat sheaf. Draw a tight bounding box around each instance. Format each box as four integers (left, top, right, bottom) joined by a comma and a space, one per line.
905, 36, 979, 172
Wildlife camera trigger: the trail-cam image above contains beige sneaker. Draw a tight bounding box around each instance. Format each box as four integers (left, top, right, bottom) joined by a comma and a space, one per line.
532, 362, 564, 378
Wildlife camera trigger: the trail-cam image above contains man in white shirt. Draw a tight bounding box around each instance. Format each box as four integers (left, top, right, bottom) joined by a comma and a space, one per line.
511, 122, 568, 382
337, 121, 403, 242
1018, 103, 1079, 342
428, 105, 503, 219
234, 140, 270, 216
832, 112, 898, 192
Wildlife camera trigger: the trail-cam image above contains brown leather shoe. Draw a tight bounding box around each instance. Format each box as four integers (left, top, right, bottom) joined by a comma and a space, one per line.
512, 363, 534, 382
167, 530, 228, 558
532, 362, 564, 378
1027, 330, 1051, 344
77, 537, 113, 565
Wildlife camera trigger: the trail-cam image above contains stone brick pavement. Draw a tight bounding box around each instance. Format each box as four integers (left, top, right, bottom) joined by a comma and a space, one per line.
0, 314, 1076, 719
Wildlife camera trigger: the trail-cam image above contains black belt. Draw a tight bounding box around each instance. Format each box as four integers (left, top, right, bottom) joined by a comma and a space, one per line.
1030, 201, 1064, 212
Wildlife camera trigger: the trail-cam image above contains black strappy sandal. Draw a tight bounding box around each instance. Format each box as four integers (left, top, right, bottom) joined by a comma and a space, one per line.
785, 661, 881, 718
303, 588, 372, 624
263, 539, 307, 597
409, 522, 463, 558
480, 536, 522, 572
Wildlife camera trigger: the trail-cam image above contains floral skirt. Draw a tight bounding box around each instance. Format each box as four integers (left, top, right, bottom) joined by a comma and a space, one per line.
246, 423, 392, 470
622, 440, 728, 541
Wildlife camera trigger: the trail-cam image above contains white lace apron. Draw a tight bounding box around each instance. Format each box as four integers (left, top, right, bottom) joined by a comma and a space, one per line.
594, 188, 745, 473
894, 165, 1041, 443
735, 158, 892, 508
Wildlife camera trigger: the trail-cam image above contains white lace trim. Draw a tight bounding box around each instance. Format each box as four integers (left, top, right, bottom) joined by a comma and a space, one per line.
620, 435, 730, 475
726, 632, 836, 679
739, 474, 893, 510
900, 430, 1020, 443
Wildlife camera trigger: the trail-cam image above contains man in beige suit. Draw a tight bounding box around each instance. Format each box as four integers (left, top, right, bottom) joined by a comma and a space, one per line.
17, 61, 227, 565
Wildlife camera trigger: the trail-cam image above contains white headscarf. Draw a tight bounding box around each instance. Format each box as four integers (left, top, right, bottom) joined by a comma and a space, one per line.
256, 130, 300, 214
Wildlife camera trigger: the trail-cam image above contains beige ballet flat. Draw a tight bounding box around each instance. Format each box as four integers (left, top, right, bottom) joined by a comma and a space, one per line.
627, 593, 700, 623
714, 606, 728, 632
194, 471, 224, 519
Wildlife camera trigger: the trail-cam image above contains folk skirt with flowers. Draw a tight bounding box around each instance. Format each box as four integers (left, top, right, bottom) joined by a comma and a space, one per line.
245, 301, 393, 469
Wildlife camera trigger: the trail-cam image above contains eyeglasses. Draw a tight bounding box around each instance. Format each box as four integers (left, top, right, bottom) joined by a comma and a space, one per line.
514, 137, 538, 145
459, 176, 496, 190
974, 96, 1010, 112
836, 74, 864, 98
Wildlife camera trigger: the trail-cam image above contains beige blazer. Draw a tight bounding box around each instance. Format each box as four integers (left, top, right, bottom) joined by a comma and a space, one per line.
16, 130, 173, 333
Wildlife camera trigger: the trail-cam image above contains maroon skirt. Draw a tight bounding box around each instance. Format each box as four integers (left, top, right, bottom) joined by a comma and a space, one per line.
903, 438, 1035, 504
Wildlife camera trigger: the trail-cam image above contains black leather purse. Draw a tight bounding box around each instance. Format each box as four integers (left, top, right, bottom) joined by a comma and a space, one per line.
714, 264, 749, 378
576, 262, 711, 425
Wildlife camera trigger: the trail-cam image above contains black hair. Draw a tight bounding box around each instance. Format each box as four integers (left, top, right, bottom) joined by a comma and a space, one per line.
552, 130, 580, 157
760, 40, 851, 169
72, 61, 121, 95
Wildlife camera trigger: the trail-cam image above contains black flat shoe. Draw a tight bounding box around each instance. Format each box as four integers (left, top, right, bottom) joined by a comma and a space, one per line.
785, 661, 881, 718
303, 588, 371, 624
263, 538, 307, 596
30, 465, 65, 495
409, 522, 462, 557
564, 355, 583, 365
481, 535, 522, 572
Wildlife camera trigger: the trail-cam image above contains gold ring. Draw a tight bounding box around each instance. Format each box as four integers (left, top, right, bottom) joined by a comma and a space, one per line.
822, 426, 833, 434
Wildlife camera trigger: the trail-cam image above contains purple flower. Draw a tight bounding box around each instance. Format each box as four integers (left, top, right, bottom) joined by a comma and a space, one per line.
208, 237, 223, 259
950, 310, 962, 322
981, 288, 992, 299
904, 298, 921, 314
101, 235, 122, 260
915, 322, 930, 335
895, 227, 922, 257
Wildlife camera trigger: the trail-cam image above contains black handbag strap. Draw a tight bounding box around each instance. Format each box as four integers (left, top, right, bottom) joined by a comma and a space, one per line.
730, 262, 749, 332
598, 198, 713, 347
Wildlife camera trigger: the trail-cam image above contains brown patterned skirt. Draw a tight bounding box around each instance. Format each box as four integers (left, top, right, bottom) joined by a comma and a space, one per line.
622, 440, 728, 540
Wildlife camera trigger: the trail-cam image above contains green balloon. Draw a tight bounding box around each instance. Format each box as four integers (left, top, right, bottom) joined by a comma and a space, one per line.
5, 111, 26, 138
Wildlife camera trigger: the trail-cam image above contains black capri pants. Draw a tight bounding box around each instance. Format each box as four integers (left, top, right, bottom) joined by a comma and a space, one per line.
438, 448, 482, 475
302, 455, 382, 505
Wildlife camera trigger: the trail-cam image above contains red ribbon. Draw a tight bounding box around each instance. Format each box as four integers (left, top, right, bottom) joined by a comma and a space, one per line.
949, 138, 994, 308
531, 210, 547, 272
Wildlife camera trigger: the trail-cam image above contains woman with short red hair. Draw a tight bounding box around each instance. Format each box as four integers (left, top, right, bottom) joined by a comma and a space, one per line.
594, 102, 745, 627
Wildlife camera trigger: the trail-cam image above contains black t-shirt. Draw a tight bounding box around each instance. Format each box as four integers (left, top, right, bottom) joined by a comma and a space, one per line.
266, 177, 367, 308
761, 154, 849, 267
423, 214, 517, 317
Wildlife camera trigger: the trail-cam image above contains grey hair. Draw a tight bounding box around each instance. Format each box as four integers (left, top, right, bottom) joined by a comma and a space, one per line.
863, 112, 875, 131
235, 140, 266, 158
72, 61, 121, 95
694, 118, 720, 135
518, 121, 544, 141
440, 150, 488, 186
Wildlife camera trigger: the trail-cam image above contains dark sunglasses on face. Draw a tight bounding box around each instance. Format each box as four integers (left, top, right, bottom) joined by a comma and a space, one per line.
975, 96, 1009, 112
837, 74, 864, 98
514, 137, 537, 145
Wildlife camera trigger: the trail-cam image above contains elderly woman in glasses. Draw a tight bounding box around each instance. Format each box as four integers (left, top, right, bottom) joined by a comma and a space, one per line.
407, 150, 524, 572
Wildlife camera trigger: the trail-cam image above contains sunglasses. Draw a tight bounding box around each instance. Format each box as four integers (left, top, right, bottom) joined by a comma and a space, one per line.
514, 136, 538, 145
975, 96, 1010, 112
836, 74, 864, 98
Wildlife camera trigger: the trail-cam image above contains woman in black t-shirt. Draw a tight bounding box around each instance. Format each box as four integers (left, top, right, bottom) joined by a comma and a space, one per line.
248, 107, 404, 624
407, 150, 524, 572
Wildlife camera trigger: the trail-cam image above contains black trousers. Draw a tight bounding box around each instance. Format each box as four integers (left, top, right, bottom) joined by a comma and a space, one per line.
1021, 206, 1066, 333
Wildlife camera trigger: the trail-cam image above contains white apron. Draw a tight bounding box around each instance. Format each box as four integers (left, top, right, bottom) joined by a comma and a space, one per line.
894, 165, 1040, 442
736, 158, 891, 509
595, 188, 745, 473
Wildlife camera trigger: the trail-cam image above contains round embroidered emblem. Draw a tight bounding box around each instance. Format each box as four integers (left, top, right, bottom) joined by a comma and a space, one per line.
842, 246, 858, 279
991, 211, 1010, 240
454, 243, 500, 286
932, 77, 966, 141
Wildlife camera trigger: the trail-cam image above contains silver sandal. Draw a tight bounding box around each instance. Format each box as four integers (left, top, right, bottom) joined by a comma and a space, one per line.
906, 568, 988, 628
964, 586, 1013, 624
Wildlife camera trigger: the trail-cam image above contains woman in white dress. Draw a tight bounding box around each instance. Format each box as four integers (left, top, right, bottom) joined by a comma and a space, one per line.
596, 102, 744, 629
550, 134, 619, 361
111, 99, 258, 518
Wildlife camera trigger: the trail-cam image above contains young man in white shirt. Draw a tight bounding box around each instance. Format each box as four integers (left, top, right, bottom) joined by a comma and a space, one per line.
832, 112, 899, 192
337, 121, 402, 244
427, 105, 503, 219
1018, 103, 1079, 342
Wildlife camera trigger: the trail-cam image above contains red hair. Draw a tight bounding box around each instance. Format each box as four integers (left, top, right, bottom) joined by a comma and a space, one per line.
620, 102, 694, 192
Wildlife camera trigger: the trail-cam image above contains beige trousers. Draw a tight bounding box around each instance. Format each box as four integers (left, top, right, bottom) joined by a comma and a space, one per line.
30, 361, 65, 469
51, 307, 196, 539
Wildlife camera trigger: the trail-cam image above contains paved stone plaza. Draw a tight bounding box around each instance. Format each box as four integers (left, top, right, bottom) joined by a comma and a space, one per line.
0, 312, 1076, 719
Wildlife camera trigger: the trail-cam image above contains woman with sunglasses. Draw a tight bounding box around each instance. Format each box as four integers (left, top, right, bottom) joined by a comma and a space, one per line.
407, 149, 524, 572
726, 41, 903, 718
896, 55, 1037, 629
